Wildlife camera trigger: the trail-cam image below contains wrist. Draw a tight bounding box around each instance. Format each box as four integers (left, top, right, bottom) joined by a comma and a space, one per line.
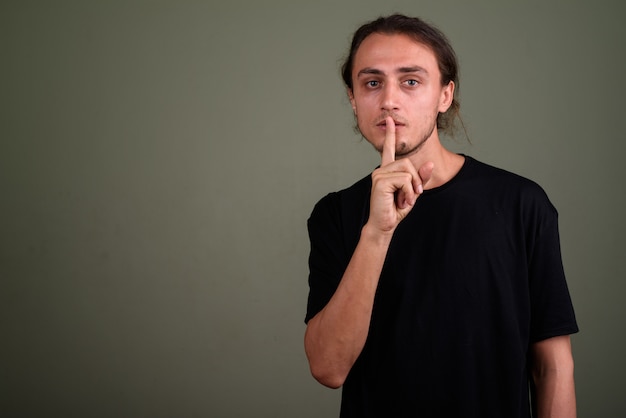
361, 223, 394, 247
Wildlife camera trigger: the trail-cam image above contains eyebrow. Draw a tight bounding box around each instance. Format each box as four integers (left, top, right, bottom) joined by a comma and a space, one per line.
357, 66, 428, 78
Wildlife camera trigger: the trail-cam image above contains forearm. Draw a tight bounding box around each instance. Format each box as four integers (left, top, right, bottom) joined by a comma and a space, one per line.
533, 369, 576, 417
532, 336, 577, 418
304, 224, 392, 388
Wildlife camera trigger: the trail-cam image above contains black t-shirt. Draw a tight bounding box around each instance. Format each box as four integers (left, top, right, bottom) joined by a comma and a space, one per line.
305, 156, 578, 418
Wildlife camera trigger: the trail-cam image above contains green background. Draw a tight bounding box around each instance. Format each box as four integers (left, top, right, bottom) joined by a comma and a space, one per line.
2, 1, 624, 416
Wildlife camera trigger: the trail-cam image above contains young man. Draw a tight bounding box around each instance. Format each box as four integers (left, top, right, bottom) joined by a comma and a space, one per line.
304, 14, 578, 417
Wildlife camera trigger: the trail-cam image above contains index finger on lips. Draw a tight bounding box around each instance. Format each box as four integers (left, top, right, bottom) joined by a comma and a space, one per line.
381, 116, 396, 167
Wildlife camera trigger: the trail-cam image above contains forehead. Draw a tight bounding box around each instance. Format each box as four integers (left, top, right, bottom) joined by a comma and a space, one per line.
353, 33, 440, 75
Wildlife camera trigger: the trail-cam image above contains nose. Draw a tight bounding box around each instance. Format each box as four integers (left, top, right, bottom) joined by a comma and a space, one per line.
381, 83, 400, 112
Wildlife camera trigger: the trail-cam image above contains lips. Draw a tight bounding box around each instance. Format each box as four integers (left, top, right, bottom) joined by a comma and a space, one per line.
377, 120, 405, 128
376, 116, 406, 128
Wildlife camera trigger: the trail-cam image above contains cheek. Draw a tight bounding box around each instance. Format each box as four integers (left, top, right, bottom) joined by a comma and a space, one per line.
354, 110, 368, 128
412, 99, 441, 121
356, 114, 377, 138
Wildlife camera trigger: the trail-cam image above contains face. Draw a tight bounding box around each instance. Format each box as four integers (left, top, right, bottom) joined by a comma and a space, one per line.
348, 33, 454, 158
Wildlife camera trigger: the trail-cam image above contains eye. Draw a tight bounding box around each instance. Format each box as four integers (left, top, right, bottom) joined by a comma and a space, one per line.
404, 79, 419, 87
366, 80, 380, 88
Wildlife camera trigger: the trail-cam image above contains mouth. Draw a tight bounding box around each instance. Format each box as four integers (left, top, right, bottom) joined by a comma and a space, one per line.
376, 114, 407, 128
377, 120, 406, 129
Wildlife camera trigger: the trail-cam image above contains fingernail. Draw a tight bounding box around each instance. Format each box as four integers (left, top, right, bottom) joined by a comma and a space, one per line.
418, 184, 424, 194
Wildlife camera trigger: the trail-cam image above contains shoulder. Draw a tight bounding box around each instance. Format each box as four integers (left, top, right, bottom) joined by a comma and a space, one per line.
309, 173, 372, 221
462, 156, 559, 223
463, 156, 537, 186
464, 157, 553, 200
307, 173, 372, 253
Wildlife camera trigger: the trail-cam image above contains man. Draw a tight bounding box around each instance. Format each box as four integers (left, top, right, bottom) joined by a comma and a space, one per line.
304, 14, 578, 417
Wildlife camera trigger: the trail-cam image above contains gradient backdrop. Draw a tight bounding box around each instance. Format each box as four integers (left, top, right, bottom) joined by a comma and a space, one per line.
2, 1, 624, 417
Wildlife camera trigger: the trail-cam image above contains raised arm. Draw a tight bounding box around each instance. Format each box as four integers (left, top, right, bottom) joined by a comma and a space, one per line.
304, 118, 432, 388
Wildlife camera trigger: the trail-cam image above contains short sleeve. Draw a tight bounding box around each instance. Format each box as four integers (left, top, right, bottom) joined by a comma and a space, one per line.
527, 197, 578, 342
304, 193, 350, 324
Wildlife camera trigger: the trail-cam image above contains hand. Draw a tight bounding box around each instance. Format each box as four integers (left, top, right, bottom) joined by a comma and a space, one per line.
368, 117, 433, 234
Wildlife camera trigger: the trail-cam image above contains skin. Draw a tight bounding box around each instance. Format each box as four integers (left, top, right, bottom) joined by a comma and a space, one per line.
531, 335, 577, 417
305, 33, 576, 417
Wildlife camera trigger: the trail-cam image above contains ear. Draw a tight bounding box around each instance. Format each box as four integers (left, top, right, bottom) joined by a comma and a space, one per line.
438, 81, 455, 113
347, 88, 357, 114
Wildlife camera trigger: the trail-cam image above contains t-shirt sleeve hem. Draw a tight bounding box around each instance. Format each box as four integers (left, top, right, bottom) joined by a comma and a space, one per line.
530, 324, 579, 343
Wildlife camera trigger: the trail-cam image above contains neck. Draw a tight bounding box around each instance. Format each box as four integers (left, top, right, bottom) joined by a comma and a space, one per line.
405, 134, 465, 190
